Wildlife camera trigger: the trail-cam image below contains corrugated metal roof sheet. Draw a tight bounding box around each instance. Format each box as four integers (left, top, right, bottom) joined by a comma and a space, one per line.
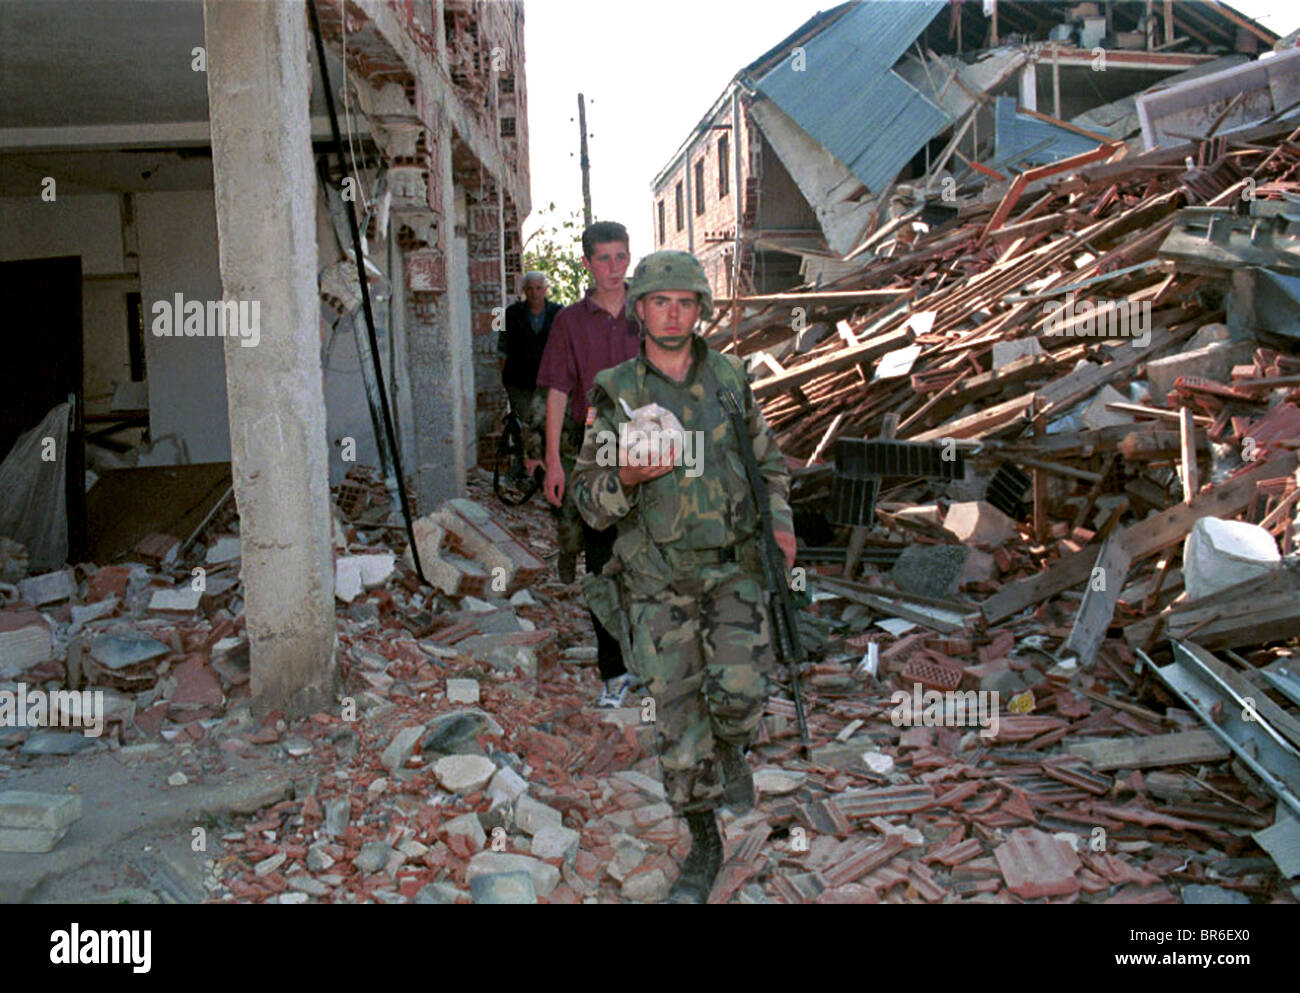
754, 0, 949, 194
994, 96, 1103, 169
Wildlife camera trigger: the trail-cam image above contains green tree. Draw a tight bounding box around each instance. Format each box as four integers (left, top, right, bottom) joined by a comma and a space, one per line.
522, 204, 588, 305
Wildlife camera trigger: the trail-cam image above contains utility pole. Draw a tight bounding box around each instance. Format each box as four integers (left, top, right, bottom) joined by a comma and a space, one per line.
578, 92, 592, 227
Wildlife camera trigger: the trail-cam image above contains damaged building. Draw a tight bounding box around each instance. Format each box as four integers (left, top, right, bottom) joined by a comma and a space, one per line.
1, 0, 530, 713
651, 0, 1282, 299
4, 0, 1300, 909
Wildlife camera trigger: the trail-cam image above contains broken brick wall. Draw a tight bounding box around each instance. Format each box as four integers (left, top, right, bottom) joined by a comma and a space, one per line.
651, 92, 759, 299
466, 176, 508, 445
319, 0, 529, 484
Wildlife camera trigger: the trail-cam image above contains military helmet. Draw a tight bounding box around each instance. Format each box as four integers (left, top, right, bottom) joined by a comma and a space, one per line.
625, 250, 713, 321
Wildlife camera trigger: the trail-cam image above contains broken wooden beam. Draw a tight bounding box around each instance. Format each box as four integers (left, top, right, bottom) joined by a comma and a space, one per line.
982, 454, 1295, 624
1059, 531, 1133, 669
1067, 730, 1230, 770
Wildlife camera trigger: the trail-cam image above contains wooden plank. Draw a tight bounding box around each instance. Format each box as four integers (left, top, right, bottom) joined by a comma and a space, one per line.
1001, 421, 1173, 459
1105, 401, 1212, 427
1074, 687, 1165, 723
815, 577, 971, 634
1204, 0, 1277, 45
899, 351, 1073, 437
1017, 106, 1112, 143
977, 172, 1028, 244
806, 412, 844, 466
713, 289, 908, 307
1179, 407, 1199, 503
1015, 455, 1103, 483
911, 393, 1034, 442
1032, 398, 1047, 544
1167, 592, 1300, 651
1067, 730, 1230, 771
1120, 452, 1297, 561
752, 306, 912, 399
897, 368, 970, 435
1125, 569, 1300, 651
1261, 488, 1300, 531
1059, 532, 1133, 668
1036, 323, 1185, 418
978, 143, 1121, 245
1072, 453, 1116, 531
987, 211, 1069, 245
982, 454, 1294, 623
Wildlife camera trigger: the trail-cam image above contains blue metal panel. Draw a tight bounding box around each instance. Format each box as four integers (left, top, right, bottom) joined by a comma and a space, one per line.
994, 96, 1102, 169
755, 0, 950, 194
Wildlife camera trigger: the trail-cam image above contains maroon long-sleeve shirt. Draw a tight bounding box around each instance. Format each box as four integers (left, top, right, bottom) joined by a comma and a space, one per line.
535, 286, 640, 427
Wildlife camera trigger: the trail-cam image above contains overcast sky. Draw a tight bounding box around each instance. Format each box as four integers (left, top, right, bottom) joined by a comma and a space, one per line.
520, 0, 1298, 265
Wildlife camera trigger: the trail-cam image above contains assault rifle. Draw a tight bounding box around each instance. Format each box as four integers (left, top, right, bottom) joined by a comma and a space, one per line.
718, 387, 811, 754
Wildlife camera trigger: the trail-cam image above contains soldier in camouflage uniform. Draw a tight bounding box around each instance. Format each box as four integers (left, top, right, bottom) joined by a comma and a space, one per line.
571, 251, 797, 903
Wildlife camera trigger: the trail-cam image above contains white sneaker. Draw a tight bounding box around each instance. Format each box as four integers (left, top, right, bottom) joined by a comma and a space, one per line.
595, 674, 634, 709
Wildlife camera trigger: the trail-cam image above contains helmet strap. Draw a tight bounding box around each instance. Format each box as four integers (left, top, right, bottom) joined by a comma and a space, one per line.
645, 329, 692, 351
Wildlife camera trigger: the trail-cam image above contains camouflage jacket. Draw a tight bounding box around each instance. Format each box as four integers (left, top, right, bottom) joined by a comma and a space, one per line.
571, 334, 793, 596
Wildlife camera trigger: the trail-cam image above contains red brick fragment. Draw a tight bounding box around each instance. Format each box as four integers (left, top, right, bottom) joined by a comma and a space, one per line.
993, 828, 1080, 899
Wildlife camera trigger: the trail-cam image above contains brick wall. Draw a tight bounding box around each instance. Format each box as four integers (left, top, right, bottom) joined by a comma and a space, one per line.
467, 181, 506, 444
651, 96, 757, 299
318, 0, 528, 487
424, 1, 527, 452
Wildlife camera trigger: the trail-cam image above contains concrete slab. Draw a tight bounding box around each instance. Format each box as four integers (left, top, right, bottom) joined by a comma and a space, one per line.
0, 749, 293, 902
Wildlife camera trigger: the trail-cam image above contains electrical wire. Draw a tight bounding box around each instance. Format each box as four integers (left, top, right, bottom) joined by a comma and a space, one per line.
340, 13, 371, 218
308, 0, 426, 584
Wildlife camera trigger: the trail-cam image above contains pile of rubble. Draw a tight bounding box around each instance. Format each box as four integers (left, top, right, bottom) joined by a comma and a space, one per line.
5, 205, 1300, 900
685, 119, 1300, 900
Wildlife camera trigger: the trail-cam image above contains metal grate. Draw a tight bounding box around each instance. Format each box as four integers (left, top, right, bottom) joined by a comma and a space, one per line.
828, 437, 964, 527
985, 461, 1033, 520
834, 438, 965, 480
827, 475, 878, 527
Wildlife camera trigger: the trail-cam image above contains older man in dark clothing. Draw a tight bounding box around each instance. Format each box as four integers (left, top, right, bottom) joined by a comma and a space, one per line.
498, 270, 562, 467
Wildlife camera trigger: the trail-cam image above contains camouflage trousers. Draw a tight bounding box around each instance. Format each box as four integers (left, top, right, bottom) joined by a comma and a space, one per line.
553, 417, 586, 558
626, 564, 774, 814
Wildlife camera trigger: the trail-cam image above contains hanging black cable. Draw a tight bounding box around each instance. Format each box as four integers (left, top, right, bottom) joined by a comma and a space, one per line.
307, 0, 427, 584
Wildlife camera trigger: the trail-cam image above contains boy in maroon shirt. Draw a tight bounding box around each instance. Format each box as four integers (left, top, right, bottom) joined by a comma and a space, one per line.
535, 221, 639, 707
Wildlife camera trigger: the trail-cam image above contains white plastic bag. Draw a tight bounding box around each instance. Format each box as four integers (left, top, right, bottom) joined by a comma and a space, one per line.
0, 403, 69, 572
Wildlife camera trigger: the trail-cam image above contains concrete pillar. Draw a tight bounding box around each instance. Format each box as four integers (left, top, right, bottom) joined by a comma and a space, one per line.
203, 0, 337, 717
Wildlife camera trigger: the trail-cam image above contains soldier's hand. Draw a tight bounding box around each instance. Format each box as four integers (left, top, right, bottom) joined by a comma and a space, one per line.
524, 457, 544, 476
774, 530, 797, 571
545, 457, 565, 506
618, 442, 676, 488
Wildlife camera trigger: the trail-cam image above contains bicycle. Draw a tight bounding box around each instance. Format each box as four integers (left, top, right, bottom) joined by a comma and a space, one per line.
492, 398, 543, 506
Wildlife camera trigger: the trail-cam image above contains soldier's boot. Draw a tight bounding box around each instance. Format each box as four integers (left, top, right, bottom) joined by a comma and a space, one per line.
666, 810, 723, 904
718, 739, 755, 814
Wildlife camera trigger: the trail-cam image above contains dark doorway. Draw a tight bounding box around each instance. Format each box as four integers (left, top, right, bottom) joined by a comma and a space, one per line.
0, 256, 87, 562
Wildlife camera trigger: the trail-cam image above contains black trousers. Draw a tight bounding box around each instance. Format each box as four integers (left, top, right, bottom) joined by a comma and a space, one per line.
583, 520, 627, 682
